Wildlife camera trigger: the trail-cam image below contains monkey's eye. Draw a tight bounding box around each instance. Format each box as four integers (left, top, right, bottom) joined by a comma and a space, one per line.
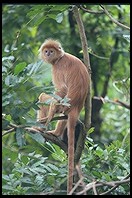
50, 50, 53, 54
45, 50, 48, 53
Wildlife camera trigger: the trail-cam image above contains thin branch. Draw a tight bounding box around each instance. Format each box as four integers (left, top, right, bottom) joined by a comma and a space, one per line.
26, 127, 68, 153
75, 162, 87, 195
2, 128, 15, 136
100, 182, 123, 195
92, 181, 98, 195
79, 5, 104, 14
68, 177, 84, 195
100, 174, 130, 195
2, 115, 68, 137
115, 99, 130, 110
100, 5, 130, 30
93, 96, 130, 110
73, 6, 91, 71
76, 177, 130, 195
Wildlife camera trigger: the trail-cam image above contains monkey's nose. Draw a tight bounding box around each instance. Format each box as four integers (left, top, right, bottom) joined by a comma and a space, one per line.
47, 52, 50, 56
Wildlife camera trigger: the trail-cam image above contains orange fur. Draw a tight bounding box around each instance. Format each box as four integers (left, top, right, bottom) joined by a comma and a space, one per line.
38, 39, 90, 194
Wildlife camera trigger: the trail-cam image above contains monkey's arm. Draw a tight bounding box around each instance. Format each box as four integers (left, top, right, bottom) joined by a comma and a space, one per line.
38, 99, 58, 125
37, 93, 57, 125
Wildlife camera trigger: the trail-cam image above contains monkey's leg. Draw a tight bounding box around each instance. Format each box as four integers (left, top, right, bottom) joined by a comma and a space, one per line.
37, 92, 52, 122
37, 107, 49, 123
33, 93, 52, 132
67, 109, 79, 194
47, 120, 67, 136
37, 92, 59, 125
44, 102, 58, 125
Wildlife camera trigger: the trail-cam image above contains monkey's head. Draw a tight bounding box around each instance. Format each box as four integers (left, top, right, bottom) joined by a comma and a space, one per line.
39, 39, 64, 64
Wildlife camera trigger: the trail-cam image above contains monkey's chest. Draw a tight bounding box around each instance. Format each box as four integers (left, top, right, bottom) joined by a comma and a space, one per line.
52, 69, 67, 92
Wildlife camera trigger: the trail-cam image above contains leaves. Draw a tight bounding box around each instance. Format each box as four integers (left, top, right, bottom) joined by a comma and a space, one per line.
14, 62, 27, 75
2, 152, 65, 195
28, 132, 45, 144
56, 13, 63, 23
16, 128, 26, 147
2, 56, 15, 61
123, 34, 130, 43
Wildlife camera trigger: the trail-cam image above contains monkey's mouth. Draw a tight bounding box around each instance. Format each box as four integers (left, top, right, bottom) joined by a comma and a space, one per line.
46, 55, 52, 58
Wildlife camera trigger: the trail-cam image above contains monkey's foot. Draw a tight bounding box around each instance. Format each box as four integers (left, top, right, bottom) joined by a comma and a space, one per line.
47, 130, 61, 137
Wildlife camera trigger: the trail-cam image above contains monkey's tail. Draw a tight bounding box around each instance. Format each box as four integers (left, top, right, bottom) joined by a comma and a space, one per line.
67, 110, 79, 194
67, 130, 74, 194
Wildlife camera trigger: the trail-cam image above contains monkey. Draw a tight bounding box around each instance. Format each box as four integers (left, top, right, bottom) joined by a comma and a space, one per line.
38, 39, 90, 194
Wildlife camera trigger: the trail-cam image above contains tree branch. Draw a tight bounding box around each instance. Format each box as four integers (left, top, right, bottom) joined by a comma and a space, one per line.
100, 5, 130, 30
72, 5, 92, 130
93, 96, 130, 110
76, 177, 130, 195
39, 115, 68, 124
2, 115, 68, 137
26, 127, 68, 153
79, 5, 104, 14
2, 128, 15, 136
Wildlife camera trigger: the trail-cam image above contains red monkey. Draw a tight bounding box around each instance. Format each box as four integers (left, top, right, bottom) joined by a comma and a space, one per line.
38, 39, 90, 194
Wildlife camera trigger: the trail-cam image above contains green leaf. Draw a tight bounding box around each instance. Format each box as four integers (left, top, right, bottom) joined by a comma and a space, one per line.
2, 119, 10, 130
95, 146, 104, 157
101, 172, 111, 181
123, 34, 130, 43
4, 75, 10, 86
46, 142, 56, 152
5, 114, 12, 121
47, 163, 59, 171
27, 7, 43, 17
31, 158, 46, 168
20, 177, 33, 184
56, 13, 63, 23
92, 170, 101, 178
33, 16, 45, 27
51, 94, 62, 101
41, 164, 52, 172
60, 96, 71, 107
14, 62, 27, 75
88, 127, 95, 134
2, 174, 10, 181
47, 175, 55, 185
16, 128, 26, 147
103, 149, 109, 160
50, 5, 68, 12
2, 185, 14, 191
2, 56, 15, 62
28, 132, 45, 144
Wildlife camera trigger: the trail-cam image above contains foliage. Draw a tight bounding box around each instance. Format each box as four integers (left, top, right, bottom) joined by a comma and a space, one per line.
2, 136, 130, 195
82, 137, 130, 195
2, 151, 67, 195
2, 4, 130, 195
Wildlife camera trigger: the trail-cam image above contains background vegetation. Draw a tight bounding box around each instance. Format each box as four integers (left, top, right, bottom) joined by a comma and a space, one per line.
2, 4, 130, 195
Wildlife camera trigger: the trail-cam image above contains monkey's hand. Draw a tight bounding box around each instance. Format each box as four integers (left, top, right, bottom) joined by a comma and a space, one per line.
38, 114, 54, 126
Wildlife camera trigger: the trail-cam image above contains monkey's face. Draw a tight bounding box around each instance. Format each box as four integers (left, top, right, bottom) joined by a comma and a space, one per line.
42, 48, 57, 63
